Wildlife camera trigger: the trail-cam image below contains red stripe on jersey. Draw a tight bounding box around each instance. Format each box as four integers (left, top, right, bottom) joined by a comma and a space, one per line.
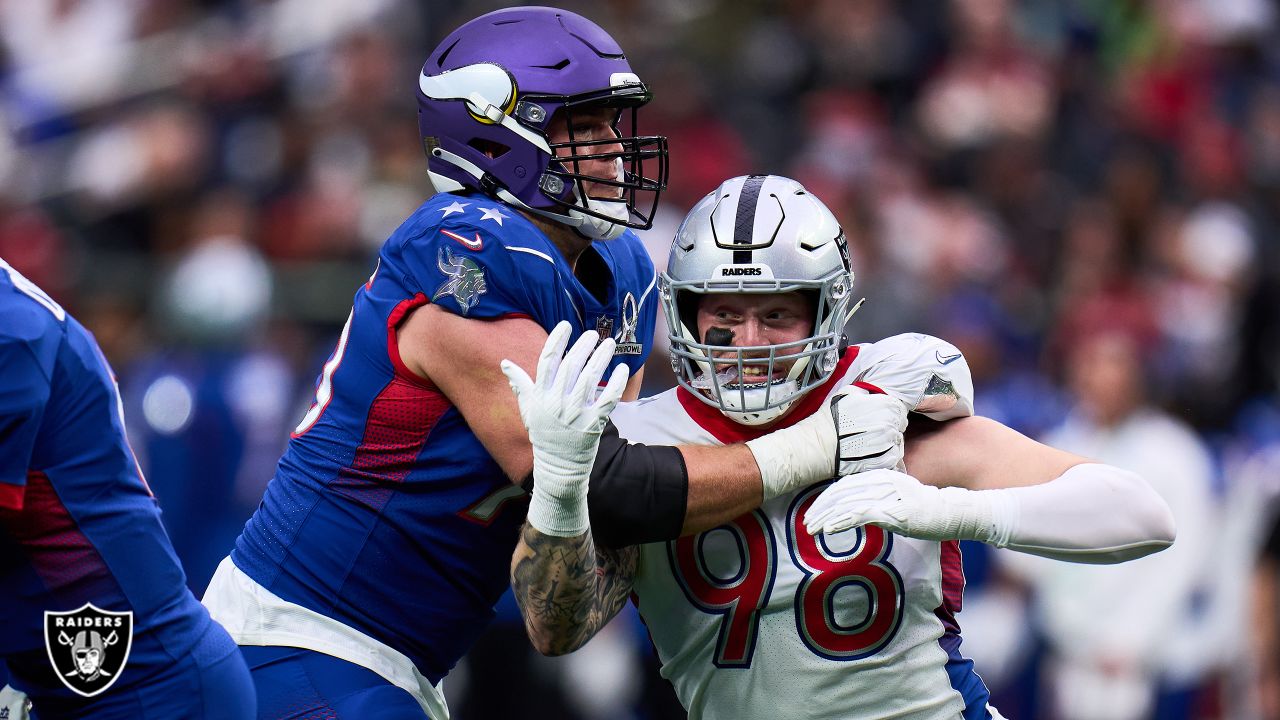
933, 539, 965, 634
4, 471, 116, 597
0, 480, 24, 511
675, 347, 861, 444
330, 378, 452, 511
386, 294, 434, 389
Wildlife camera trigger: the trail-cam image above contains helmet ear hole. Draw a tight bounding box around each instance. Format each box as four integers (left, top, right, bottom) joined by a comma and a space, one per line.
675, 290, 702, 342
467, 138, 510, 159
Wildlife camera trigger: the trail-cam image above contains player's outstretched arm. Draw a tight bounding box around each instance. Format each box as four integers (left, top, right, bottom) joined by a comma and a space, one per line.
501, 324, 639, 655
805, 416, 1177, 564
405, 307, 902, 545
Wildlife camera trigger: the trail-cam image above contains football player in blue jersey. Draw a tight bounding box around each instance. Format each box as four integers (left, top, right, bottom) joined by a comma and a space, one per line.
203, 7, 887, 719
0, 257, 256, 719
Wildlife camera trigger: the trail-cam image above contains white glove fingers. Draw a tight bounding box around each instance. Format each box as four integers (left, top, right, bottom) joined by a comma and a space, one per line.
499, 356, 535, 422
804, 468, 906, 535
571, 337, 617, 411
804, 494, 849, 531
537, 321, 574, 393
817, 511, 866, 535
555, 330, 599, 399
593, 363, 630, 417
804, 507, 836, 534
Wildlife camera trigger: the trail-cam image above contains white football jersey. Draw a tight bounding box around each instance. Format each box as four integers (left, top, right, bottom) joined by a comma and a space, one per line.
613, 334, 998, 720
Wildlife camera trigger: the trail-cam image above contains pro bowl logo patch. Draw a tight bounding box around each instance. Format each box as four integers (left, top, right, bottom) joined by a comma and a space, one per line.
44, 604, 133, 697
432, 246, 488, 315
613, 292, 643, 355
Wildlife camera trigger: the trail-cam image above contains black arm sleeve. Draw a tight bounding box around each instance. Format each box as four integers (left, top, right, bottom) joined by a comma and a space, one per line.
521, 420, 688, 548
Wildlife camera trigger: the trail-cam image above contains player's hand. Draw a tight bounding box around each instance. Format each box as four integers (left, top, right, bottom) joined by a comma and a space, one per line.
804, 468, 957, 539
501, 321, 629, 537
829, 390, 910, 476
747, 387, 909, 500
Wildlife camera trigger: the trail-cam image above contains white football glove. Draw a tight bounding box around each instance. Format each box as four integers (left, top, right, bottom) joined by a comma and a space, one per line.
0, 685, 31, 720
501, 321, 629, 537
746, 388, 910, 501
804, 468, 1014, 545
831, 390, 909, 475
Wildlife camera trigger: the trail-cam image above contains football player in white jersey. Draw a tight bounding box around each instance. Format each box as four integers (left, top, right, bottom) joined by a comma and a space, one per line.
502, 175, 1177, 720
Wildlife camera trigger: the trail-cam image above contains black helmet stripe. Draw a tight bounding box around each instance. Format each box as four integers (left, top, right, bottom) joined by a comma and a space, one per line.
732, 174, 767, 264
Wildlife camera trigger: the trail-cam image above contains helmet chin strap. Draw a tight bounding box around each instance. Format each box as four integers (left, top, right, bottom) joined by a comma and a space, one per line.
568, 197, 627, 240
721, 381, 803, 426
564, 158, 628, 240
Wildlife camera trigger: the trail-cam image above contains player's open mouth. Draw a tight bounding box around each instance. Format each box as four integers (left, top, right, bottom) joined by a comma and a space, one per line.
703, 365, 789, 387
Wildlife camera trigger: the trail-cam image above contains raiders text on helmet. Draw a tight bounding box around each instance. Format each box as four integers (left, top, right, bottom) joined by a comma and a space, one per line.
416, 7, 668, 240
661, 175, 859, 425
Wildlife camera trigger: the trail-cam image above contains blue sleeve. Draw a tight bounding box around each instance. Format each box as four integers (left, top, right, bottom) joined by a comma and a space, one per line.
396, 219, 554, 324
0, 337, 52, 504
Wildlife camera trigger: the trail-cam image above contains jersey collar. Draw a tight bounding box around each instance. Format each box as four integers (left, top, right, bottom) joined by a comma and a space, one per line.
675, 347, 861, 444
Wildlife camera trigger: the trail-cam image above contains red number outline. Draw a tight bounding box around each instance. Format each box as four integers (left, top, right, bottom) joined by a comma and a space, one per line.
786, 485, 905, 660
668, 483, 905, 667
668, 510, 777, 667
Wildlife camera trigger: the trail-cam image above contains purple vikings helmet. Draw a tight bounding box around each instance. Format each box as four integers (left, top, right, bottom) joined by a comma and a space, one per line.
417, 7, 669, 240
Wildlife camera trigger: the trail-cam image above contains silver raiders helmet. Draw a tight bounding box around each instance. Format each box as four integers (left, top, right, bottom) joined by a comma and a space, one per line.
661, 174, 859, 426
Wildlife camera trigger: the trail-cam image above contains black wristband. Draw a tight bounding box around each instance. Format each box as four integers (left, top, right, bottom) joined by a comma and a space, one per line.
520, 421, 689, 547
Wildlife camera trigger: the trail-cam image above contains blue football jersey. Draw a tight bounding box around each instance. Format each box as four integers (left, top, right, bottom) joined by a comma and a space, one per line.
0, 259, 219, 701
232, 192, 657, 683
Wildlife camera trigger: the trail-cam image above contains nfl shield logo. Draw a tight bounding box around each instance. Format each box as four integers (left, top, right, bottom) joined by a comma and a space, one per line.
44, 604, 133, 697
595, 316, 614, 341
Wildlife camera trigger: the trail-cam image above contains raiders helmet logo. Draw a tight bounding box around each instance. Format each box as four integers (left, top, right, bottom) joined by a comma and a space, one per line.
44, 604, 133, 697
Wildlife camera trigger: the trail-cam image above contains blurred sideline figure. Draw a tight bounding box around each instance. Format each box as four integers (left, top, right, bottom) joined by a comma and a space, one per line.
1254, 510, 1280, 720
1001, 331, 1216, 720
202, 10, 877, 719
506, 175, 1177, 719
0, 257, 255, 719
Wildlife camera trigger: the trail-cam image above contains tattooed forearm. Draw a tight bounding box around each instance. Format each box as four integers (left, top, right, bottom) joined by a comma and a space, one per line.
510, 522, 639, 656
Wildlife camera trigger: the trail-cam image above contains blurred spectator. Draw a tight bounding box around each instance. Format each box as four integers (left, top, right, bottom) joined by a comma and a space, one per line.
123, 191, 299, 592
1003, 330, 1217, 720
0, 0, 1277, 716
1254, 507, 1280, 720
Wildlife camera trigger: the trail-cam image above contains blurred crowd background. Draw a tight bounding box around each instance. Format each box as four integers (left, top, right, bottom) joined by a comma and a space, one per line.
3, 0, 1280, 718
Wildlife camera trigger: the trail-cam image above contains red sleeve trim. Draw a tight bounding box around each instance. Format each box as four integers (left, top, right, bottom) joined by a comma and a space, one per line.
853, 380, 885, 395
386, 293, 436, 390
0, 481, 26, 511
